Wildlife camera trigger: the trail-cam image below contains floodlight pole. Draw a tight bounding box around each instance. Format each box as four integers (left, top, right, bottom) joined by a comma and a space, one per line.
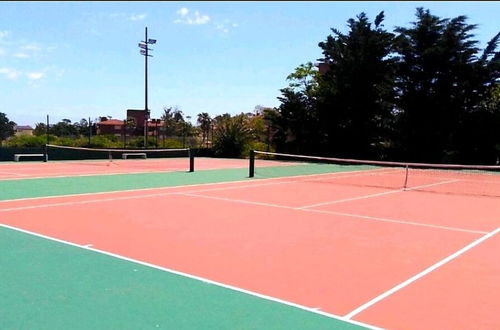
45, 114, 49, 162
144, 27, 148, 148
139, 27, 156, 148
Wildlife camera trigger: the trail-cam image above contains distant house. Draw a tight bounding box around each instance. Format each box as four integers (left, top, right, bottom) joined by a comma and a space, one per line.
95, 111, 164, 138
15, 125, 34, 136
96, 118, 125, 136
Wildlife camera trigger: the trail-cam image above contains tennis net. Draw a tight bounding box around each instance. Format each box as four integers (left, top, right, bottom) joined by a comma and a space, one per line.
46, 144, 194, 172
249, 150, 500, 198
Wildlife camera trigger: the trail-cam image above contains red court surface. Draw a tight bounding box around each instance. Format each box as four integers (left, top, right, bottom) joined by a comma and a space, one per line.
314, 190, 500, 233
354, 232, 500, 329
1, 172, 499, 329
0, 157, 281, 180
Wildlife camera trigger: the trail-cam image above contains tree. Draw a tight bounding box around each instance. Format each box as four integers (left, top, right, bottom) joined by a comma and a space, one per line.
316, 11, 396, 158
274, 86, 320, 154
33, 122, 48, 136
0, 112, 16, 145
161, 106, 185, 136
269, 62, 322, 154
212, 113, 252, 157
51, 119, 78, 137
393, 8, 500, 163
73, 118, 91, 136
197, 112, 212, 148
286, 62, 320, 94
455, 82, 500, 163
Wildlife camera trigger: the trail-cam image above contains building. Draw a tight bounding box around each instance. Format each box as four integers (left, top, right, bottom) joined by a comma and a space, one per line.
95, 119, 125, 136
126, 109, 147, 135
15, 125, 34, 136
95, 110, 164, 139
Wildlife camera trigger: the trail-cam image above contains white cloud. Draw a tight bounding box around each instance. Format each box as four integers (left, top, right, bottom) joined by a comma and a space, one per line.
0, 67, 20, 79
14, 52, 30, 58
129, 13, 147, 21
107, 12, 147, 22
177, 7, 189, 17
174, 8, 210, 25
0, 66, 56, 84
0, 48, 6, 56
27, 72, 44, 80
216, 24, 229, 34
0, 30, 9, 39
21, 44, 42, 52
13, 43, 47, 59
215, 20, 239, 34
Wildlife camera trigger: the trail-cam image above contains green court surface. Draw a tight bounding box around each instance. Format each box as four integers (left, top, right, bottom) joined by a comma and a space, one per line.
0, 164, 372, 201
0, 226, 366, 330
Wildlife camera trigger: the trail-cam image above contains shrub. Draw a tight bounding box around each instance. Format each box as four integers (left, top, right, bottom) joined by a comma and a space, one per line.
212, 114, 252, 158
242, 141, 274, 157
6, 135, 50, 147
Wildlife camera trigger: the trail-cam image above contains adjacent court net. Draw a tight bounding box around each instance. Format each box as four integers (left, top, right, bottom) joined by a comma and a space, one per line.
249, 150, 500, 198
46, 144, 194, 172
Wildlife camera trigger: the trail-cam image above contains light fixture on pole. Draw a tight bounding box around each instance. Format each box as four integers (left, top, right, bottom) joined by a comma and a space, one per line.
138, 27, 156, 148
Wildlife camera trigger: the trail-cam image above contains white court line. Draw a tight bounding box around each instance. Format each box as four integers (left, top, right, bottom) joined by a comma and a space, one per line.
344, 227, 500, 319
0, 166, 398, 204
0, 181, 302, 213
298, 189, 404, 209
0, 168, 185, 181
405, 179, 461, 191
298, 179, 460, 209
0, 177, 309, 210
0, 223, 381, 330
0, 177, 485, 235
0, 171, 29, 177
179, 193, 486, 235
0, 164, 387, 182
308, 208, 487, 235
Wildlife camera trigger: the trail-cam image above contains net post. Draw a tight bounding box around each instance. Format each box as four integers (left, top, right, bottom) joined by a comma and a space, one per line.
403, 164, 409, 190
189, 148, 194, 172
249, 150, 255, 177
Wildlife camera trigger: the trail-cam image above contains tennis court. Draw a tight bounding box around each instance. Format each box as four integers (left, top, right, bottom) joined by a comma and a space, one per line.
1, 150, 499, 329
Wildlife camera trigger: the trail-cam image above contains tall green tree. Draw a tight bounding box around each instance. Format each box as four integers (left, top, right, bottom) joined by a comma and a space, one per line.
270, 62, 321, 154
316, 11, 396, 158
455, 33, 500, 163
393, 8, 500, 163
0, 112, 16, 145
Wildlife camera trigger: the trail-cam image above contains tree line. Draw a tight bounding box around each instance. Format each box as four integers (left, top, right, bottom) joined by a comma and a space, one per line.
269, 8, 500, 164
0, 107, 269, 153
2, 7, 498, 163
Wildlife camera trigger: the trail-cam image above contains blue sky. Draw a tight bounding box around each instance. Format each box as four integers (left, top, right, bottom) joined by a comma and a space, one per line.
1, 1, 499, 127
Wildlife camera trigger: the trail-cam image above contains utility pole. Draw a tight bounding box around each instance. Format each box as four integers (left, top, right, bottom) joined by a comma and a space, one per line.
138, 27, 156, 148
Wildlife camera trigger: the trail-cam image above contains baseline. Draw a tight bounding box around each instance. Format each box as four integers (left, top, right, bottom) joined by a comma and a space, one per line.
0, 223, 379, 330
